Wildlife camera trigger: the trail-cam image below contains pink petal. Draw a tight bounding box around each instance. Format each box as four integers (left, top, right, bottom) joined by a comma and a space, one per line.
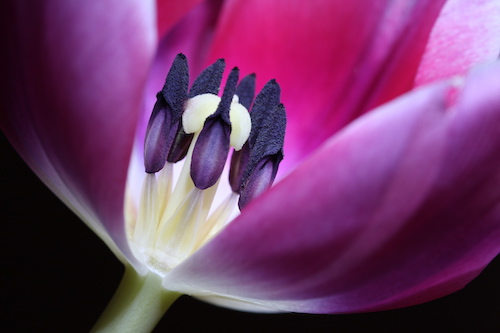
164, 62, 500, 313
156, 0, 205, 41
415, 0, 500, 86
0, 1, 156, 264
206, 0, 446, 171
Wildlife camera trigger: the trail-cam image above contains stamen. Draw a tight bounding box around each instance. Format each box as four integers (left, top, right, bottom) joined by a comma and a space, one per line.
239, 103, 286, 209
229, 146, 250, 193
144, 54, 188, 173
247, 79, 281, 147
188, 59, 226, 97
167, 58, 226, 163
229, 79, 281, 193
143, 101, 171, 173
235, 73, 256, 109
190, 67, 239, 190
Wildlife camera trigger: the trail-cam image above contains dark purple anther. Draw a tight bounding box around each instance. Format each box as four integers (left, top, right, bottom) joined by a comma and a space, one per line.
238, 155, 278, 209
143, 98, 172, 173
235, 73, 256, 109
190, 67, 239, 189
238, 103, 286, 209
161, 54, 189, 117
188, 59, 226, 98
229, 143, 250, 193
144, 54, 188, 173
229, 79, 281, 192
190, 119, 231, 190
166, 125, 193, 163
167, 58, 227, 163
248, 79, 281, 148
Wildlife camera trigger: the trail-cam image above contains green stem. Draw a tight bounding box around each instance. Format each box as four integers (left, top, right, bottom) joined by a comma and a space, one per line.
91, 266, 181, 333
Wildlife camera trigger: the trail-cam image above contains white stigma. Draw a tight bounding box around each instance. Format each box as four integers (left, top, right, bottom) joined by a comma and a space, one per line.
183, 93, 251, 150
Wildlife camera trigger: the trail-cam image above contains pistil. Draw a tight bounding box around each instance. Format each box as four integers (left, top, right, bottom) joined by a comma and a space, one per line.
128, 54, 286, 276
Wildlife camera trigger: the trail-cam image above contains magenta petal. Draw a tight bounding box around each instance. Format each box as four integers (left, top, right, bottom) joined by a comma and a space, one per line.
0, 1, 156, 263
164, 62, 500, 313
156, 0, 204, 41
207, 0, 446, 170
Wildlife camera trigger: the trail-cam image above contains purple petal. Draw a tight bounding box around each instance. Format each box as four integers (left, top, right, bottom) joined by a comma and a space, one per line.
0, 0, 156, 264
164, 62, 500, 313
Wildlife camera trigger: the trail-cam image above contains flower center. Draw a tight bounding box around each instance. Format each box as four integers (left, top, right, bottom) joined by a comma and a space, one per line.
126, 54, 286, 277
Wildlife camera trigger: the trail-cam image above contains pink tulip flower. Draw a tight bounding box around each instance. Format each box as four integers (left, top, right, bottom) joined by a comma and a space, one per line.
1, 0, 500, 331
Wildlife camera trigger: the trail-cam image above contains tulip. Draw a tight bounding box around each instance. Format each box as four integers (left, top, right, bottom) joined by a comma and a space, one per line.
1, 0, 500, 332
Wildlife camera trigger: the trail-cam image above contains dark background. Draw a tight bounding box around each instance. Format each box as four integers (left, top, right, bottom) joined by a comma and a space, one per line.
2, 131, 499, 333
